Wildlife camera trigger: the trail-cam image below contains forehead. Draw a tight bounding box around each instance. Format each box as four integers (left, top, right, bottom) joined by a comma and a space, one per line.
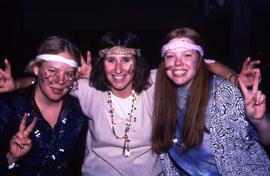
166, 48, 196, 54
57, 51, 73, 59
170, 37, 194, 43
42, 61, 75, 71
104, 54, 135, 59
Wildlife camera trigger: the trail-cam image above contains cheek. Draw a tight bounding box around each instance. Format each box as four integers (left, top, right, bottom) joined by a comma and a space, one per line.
126, 63, 135, 74
164, 60, 174, 70
186, 58, 198, 69
165, 70, 172, 78
38, 72, 46, 83
103, 63, 112, 74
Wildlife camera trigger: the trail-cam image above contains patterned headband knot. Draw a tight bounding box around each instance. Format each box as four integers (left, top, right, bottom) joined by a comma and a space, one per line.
98, 46, 141, 58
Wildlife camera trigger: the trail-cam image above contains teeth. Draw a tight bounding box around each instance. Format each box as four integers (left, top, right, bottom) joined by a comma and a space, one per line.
113, 75, 124, 80
173, 70, 186, 76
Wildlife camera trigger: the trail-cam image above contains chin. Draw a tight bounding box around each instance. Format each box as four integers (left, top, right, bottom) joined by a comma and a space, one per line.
48, 95, 65, 102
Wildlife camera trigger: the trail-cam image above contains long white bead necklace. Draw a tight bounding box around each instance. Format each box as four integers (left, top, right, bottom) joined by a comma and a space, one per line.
107, 90, 137, 157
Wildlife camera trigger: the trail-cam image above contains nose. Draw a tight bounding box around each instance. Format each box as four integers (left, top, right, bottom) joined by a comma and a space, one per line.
115, 62, 122, 74
58, 73, 66, 84
175, 56, 183, 66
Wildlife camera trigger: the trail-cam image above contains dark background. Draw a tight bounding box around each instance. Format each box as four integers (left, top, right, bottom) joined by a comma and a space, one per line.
0, 0, 269, 99
0, 0, 269, 162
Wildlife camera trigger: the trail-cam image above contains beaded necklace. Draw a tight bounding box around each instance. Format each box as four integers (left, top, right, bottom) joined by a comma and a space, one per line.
107, 90, 137, 157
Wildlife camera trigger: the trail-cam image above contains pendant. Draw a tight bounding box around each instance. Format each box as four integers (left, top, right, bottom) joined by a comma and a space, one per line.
124, 149, 130, 157
173, 138, 178, 143
123, 139, 130, 157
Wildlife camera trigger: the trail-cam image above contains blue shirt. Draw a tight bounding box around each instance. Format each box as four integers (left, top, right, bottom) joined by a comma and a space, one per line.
169, 87, 219, 176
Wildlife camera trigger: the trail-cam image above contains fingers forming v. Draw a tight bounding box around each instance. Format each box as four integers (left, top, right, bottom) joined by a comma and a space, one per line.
23, 117, 38, 138
238, 77, 249, 99
18, 113, 38, 138
18, 113, 28, 133
243, 57, 251, 69
86, 50, 91, 65
251, 71, 260, 96
4, 59, 11, 75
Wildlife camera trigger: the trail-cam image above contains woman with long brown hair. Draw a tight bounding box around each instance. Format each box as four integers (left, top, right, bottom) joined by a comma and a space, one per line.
152, 27, 270, 175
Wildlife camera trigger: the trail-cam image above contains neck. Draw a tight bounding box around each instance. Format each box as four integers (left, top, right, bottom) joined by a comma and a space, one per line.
34, 86, 63, 128
111, 86, 133, 98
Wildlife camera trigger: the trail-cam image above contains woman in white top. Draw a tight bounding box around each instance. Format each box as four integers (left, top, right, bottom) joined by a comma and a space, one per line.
72, 32, 162, 176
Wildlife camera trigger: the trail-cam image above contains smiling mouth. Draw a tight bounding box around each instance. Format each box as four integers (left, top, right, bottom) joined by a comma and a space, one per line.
112, 74, 126, 80
51, 87, 64, 94
172, 70, 187, 76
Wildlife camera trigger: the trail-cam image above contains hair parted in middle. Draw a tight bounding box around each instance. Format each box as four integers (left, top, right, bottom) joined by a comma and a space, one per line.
152, 27, 212, 153
90, 32, 151, 94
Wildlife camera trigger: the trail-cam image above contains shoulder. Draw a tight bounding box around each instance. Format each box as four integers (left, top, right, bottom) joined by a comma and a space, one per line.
0, 88, 32, 113
212, 75, 242, 95
150, 69, 157, 83
76, 79, 91, 90
71, 79, 97, 98
0, 90, 31, 133
210, 75, 244, 112
65, 95, 88, 121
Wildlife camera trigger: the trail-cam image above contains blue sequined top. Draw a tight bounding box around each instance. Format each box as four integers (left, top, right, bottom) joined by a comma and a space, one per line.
0, 85, 88, 176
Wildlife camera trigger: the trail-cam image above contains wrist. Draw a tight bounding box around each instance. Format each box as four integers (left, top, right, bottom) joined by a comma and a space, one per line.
6, 152, 19, 164
6, 153, 19, 170
250, 115, 269, 128
227, 73, 239, 86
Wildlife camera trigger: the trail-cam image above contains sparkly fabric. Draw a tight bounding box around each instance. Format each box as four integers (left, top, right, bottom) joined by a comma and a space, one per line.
0, 85, 88, 176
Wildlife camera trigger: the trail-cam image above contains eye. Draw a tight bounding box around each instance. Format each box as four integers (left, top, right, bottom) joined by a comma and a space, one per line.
64, 72, 75, 79
46, 68, 58, 75
182, 51, 195, 58
164, 54, 175, 60
183, 53, 193, 57
105, 57, 115, 64
122, 57, 132, 63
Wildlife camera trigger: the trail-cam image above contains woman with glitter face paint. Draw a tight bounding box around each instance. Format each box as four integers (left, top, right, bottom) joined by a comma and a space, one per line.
0, 36, 88, 176
152, 27, 270, 175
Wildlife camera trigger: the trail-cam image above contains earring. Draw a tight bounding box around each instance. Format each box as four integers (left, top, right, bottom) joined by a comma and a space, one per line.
70, 80, 78, 91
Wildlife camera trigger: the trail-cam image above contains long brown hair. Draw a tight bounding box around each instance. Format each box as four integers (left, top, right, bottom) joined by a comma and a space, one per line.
152, 28, 211, 153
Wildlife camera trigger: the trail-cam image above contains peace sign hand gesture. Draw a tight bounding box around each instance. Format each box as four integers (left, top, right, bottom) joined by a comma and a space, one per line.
239, 71, 266, 122
8, 113, 37, 163
239, 57, 261, 88
77, 50, 92, 79
0, 59, 16, 93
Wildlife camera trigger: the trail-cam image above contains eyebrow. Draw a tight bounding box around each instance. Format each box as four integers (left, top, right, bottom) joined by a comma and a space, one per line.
45, 66, 75, 72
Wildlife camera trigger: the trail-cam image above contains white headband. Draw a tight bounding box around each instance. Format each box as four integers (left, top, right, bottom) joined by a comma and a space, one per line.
161, 39, 204, 57
36, 54, 78, 68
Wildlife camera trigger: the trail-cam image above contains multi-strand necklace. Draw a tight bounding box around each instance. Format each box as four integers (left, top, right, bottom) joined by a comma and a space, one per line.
107, 90, 137, 157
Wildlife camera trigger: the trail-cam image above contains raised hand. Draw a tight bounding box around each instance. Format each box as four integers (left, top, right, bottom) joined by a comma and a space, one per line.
239, 57, 261, 87
239, 71, 266, 121
8, 113, 38, 163
77, 50, 92, 79
0, 59, 16, 93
